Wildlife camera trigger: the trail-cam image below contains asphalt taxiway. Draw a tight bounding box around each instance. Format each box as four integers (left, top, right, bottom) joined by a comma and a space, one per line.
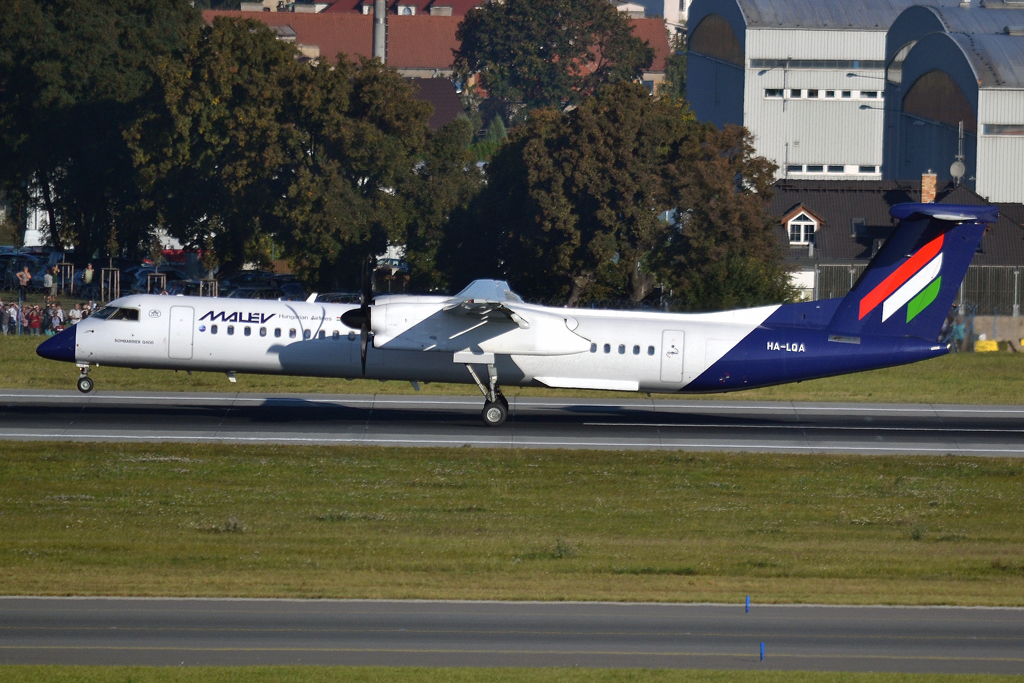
0, 389, 1022, 455
2, 597, 1022, 673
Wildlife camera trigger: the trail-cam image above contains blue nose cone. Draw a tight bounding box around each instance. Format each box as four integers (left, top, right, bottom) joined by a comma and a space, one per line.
36, 326, 77, 363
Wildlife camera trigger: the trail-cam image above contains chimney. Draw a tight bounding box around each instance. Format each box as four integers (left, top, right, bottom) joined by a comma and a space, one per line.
373, 0, 386, 62
922, 171, 937, 203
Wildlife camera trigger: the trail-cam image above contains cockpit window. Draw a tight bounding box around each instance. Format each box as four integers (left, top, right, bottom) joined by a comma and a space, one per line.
91, 307, 139, 321
107, 308, 140, 321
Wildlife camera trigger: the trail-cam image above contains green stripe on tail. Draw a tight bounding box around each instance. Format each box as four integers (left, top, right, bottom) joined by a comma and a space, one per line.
907, 276, 941, 323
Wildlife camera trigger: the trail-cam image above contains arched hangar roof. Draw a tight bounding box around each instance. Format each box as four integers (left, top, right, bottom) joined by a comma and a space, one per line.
689, 0, 959, 36
888, 5, 1024, 65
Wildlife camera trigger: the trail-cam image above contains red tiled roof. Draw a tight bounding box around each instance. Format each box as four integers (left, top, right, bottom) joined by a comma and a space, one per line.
630, 18, 670, 73
324, 0, 482, 15
386, 15, 459, 69
202, 10, 372, 64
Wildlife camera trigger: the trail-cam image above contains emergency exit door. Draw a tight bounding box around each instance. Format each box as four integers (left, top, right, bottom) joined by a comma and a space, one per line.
168, 306, 195, 360
660, 329, 684, 383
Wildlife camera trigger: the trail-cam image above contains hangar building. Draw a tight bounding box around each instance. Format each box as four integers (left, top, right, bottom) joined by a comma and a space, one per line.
686, 0, 958, 181
883, 4, 1024, 203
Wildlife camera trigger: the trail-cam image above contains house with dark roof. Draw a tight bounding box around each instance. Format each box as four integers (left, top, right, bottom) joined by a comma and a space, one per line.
769, 177, 1024, 325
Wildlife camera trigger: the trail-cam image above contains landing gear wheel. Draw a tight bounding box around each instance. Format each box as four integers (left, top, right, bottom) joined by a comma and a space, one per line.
481, 400, 507, 427
497, 392, 509, 410
77, 375, 94, 394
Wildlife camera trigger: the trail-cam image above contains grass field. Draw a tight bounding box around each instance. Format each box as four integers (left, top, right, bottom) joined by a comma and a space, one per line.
2, 667, 1021, 683
4, 335, 1024, 403
2, 441, 1022, 605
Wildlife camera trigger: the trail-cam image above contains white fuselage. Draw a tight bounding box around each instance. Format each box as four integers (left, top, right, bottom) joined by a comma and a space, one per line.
71, 294, 779, 393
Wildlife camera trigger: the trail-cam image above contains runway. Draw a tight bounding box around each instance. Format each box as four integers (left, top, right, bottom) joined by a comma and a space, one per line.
2, 597, 1022, 673
0, 389, 1022, 455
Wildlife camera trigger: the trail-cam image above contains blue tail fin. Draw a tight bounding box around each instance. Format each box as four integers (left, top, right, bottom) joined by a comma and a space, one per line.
826, 203, 998, 340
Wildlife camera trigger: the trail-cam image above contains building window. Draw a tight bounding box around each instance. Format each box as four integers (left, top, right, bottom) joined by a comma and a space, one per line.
851, 218, 867, 236
788, 212, 817, 244
765, 89, 783, 98
983, 124, 1024, 136
858, 165, 877, 173
787, 165, 803, 173
360, 4, 371, 13
862, 91, 878, 98
790, 89, 802, 98
824, 90, 835, 98
806, 165, 824, 172
807, 89, 819, 98
397, 4, 415, 14
842, 91, 852, 98
827, 165, 845, 173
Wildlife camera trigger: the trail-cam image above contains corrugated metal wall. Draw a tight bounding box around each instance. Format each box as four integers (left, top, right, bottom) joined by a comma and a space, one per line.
688, 53, 745, 127
977, 90, 1024, 203
745, 29, 887, 177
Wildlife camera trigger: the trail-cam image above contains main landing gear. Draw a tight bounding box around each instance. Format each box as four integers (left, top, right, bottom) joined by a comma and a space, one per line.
465, 362, 508, 427
76, 365, 94, 393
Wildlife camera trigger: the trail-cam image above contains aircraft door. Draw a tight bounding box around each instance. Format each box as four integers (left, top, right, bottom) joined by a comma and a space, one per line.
168, 306, 195, 360
659, 330, 684, 383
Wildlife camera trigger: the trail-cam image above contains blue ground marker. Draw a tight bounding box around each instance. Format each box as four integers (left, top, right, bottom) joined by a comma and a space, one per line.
746, 596, 750, 613
760, 642, 765, 661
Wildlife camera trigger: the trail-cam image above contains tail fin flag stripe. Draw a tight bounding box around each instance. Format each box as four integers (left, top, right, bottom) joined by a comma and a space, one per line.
880, 252, 943, 322
907, 276, 941, 323
858, 234, 944, 320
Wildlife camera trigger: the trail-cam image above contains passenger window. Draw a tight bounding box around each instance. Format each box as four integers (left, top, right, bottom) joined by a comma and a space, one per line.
227, 325, 234, 336
633, 345, 640, 355
590, 343, 597, 353
332, 330, 340, 339
260, 327, 267, 337
303, 329, 311, 340
618, 344, 625, 354
647, 345, 655, 355
274, 328, 281, 338
211, 325, 218, 335
603, 344, 611, 354
244, 327, 251, 337
289, 329, 296, 339
317, 330, 325, 339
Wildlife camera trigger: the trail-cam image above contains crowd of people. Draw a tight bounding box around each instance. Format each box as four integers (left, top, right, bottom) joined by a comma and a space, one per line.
0, 299, 101, 336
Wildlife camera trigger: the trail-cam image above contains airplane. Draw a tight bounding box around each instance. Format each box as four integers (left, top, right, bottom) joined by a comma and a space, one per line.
37, 202, 997, 427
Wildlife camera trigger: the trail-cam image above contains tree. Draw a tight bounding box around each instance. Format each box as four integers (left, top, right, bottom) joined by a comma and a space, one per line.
661, 31, 686, 102
442, 83, 694, 305
0, 0, 201, 259
453, 0, 654, 120
651, 125, 796, 311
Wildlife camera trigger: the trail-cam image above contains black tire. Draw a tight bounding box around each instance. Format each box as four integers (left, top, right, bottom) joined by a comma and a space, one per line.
481, 401, 507, 427
497, 392, 509, 410
77, 376, 94, 394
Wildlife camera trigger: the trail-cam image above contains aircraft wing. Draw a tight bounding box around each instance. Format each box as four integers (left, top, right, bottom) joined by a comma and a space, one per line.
442, 299, 530, 329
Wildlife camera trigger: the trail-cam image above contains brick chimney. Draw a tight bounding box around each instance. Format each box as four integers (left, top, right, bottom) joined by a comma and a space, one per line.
922, 171, 937, 203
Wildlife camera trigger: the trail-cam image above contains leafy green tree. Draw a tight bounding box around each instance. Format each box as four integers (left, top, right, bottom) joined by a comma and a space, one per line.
0, 0, 200, 259
453, 0, 654, 120
443, 83, 693, 305
468, 115, 507, 162
652, 124, 796, 311
661, 31, 686, 102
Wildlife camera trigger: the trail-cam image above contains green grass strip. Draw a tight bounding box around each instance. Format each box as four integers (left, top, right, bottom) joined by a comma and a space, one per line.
906, 276, 941, 323
0, 667, 1019, 683
2, 441, 1023, 604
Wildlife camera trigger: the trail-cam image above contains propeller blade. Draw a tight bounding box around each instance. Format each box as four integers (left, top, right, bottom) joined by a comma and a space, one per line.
360, 325, 368, 376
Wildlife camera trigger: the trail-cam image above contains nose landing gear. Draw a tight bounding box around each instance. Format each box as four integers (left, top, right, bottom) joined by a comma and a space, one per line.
76, 365, 94, 393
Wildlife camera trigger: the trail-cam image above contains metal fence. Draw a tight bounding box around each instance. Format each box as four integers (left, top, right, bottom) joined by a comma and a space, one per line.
813, 264, 1022, 316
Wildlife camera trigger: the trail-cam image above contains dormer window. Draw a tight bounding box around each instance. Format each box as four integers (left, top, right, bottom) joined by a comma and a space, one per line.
361, 3, 371, 13
788, 212, 817, 245
397, 3, 415, 14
